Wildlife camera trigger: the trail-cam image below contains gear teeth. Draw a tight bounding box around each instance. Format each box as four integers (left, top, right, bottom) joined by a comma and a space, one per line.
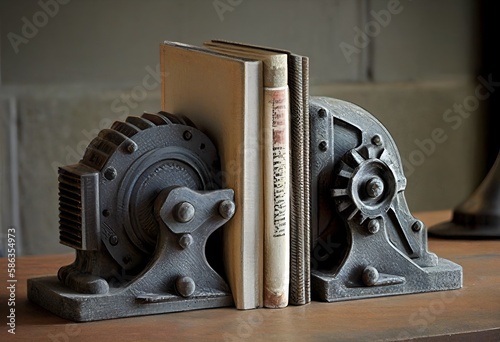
88, 137, 117, 156
378, 148, 393, 166
111, 121, 141, 138
98, 128, 128, 146
348, 149, 366, 167
83, 145, 112, 170
347, 207, 359, 221
126, 116, 155, 130
338, 161, 354, 178
337, 200, 352, 213
331, 188, 348, 197
141, 112, 171, 125
158, 111, 184, 124
359, 146, 370, 159
338, 168, 353, 179
367, 146, 377, 159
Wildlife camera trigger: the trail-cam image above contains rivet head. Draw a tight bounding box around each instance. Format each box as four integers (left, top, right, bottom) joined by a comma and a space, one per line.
183, 130, 192, 141
412, 220, 424, 232
109, 235, 118, 246
104, 167, 117, 180
372, 135, 383, 146
126, 141, 138, 153
319, 140, 328, 152
367, 219, 380, 234
179, 233, 193, 249
318, 108, 327, 118
176, 276, 195, 297
175, 202, 195, 223
366, 177, 384, 198
362, 266, 379, 286
219, 200, 236, 219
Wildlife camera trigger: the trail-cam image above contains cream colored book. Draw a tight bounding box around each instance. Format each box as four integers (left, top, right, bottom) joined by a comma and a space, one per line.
207, 40, 311, 306
204, 41, 290, 308
160, 41, 263, 309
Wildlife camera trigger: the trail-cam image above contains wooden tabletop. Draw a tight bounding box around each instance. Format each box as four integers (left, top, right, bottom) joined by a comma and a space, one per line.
1, 210, 499, 341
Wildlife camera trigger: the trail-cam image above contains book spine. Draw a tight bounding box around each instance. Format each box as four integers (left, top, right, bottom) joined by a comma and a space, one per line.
263, 85, 290, 308
288, 56, 308, 305
301, 57, 311, 304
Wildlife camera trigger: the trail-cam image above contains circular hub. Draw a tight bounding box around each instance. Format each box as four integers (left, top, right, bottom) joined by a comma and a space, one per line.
87, 112, 220, 271
332, 148, 398, 222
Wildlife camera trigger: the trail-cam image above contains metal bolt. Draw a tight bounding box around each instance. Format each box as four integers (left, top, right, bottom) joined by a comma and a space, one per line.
319, 140, 328, 152
366, 177, 384, 198
372, 135, 383, 146
176, 202, 195, 223
176, 276, 195, 297
318, 108, 327, 118
367, 219, 380, 234
104, 167, 117, 180
183, 130, 192, 141
362, 266, 379, 286
109, 235, 118, 246
126, 141, 138, 153
179, 233, 193, 249
412, 220, 424, 232
219, 200, 236, 219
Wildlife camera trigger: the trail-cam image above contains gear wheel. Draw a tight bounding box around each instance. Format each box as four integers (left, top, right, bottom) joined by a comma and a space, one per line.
331, 145, 404, 224
59, 111, 220, 272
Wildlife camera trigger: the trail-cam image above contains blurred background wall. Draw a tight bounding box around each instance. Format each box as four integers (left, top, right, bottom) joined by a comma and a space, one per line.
0, 0, 494, 255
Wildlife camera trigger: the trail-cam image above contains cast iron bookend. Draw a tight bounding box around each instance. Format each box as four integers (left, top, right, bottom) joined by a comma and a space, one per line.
429, 151, 500, 239
309, 97, 462, 302
28, 112, 235, 321
28, 99, 464, 321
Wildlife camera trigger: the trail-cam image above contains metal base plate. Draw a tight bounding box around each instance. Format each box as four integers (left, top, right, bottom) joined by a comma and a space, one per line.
28, 276, 233, 322
311, 258, 462, 302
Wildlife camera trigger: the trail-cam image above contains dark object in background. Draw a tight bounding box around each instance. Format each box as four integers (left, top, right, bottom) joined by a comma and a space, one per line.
429, 2, 500, 240
481, 0, 500, 167
430, 151, 500, 239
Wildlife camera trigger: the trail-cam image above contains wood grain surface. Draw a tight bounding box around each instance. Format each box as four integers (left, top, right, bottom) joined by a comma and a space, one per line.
1, 211, 499, 341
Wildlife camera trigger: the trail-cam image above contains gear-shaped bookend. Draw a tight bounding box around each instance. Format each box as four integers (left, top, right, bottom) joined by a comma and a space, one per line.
28, 112, 235, 321
309, 97, 462, 301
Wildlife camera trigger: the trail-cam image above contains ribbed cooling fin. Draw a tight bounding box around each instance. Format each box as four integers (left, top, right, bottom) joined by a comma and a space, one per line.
58, 165, 100, 250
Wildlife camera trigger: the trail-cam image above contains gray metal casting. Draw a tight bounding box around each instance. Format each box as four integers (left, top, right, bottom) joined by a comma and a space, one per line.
309, 97, 463, 302
28, 112, 234, 321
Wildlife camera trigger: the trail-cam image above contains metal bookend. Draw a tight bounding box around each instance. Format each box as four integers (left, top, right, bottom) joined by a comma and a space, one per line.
309, 97, 462, 302
429, 151, 500, 239
28, 112, 234, 321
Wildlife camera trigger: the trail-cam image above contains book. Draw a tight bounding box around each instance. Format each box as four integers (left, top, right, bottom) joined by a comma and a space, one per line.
205, 41, 311, 306
160, 41, 263, 309
204, 41, 291, 308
